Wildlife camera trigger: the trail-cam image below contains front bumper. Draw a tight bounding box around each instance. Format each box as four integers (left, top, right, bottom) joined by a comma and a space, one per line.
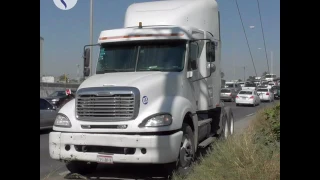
49, 131, 183, 164
259, 95, 271, 101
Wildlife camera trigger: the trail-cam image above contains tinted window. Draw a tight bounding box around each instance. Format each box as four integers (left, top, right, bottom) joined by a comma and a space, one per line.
138, 42, 185, 71
257, 89, 268, 92
221, 89, 231, 93
188, 42, 199, 71
49, 91, 66, 97
245, 83, 256, 87
239, 91, 253, 95
96, 41, 186, 73
226, 84, 234, 88
40, 99, 52, 110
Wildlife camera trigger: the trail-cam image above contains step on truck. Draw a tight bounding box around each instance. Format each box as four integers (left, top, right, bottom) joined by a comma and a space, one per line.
49, 0, 234, 176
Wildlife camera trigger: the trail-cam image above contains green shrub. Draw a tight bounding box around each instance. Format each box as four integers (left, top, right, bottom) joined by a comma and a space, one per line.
173, 104, 280, 180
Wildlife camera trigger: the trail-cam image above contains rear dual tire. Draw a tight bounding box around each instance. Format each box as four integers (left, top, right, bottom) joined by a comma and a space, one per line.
220, 108, 234, 139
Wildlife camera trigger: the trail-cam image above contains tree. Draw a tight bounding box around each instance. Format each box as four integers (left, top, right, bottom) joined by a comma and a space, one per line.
262, 71, 268, 77
247, 76, 255, 81
59, 74, 69, 83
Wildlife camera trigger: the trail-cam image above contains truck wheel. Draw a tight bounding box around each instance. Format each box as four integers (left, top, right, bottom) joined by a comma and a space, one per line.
174, 123, 195, 177
225, 107, 234, 135
219, 113, 229, 139
66, 161, 97, 175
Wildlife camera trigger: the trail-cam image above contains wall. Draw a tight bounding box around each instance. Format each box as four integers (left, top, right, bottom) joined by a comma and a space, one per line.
40, 82, 80, 97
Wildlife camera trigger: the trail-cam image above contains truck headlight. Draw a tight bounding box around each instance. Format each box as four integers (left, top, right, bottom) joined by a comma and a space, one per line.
139, 114, 172, 127
54, 114, 72, 128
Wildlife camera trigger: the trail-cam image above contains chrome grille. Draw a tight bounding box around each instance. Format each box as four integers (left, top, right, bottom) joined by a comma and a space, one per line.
76, 87, 140, 121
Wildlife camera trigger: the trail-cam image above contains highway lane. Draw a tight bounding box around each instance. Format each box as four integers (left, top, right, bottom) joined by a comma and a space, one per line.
40, 100, 279, 180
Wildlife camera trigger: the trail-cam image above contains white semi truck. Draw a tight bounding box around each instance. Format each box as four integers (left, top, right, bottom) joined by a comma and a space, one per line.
49, 0, 234, 175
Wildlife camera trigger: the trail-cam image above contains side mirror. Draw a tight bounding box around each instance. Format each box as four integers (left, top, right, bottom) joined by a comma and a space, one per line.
52, 105, 57, 110
84, 48, 90, 67
83, 48, 91, 77
206, 42, 216, 63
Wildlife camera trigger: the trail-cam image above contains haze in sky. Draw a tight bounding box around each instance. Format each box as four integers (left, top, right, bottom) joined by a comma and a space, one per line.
40, 0, 280, 80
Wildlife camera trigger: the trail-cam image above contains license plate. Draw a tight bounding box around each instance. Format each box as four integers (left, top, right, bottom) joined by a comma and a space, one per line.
96, 155, 113, 164
241, 97, 246, 99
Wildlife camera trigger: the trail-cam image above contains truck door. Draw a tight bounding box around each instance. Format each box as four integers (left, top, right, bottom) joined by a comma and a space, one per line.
187, 41, 200, 110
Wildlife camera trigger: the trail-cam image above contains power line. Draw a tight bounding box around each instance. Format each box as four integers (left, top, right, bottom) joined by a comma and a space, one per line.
234, 0, 257, 76
256, 0, 270, 73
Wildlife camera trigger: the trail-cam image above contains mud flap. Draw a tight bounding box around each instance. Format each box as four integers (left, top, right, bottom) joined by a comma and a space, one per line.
208, 107, 222, 135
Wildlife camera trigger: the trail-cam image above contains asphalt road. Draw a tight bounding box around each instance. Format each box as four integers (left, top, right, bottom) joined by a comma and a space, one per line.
40, 100, 279, 180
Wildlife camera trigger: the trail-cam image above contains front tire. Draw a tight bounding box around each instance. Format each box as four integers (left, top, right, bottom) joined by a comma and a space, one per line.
66, 161, 97, 175
169, 123, 195, 177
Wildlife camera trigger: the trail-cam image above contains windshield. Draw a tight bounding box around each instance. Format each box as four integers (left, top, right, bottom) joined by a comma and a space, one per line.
257, 89, 268, 92
265, 74, 276, 78
221, 89, 231, 93
272, 86, 280, 90
49, 91, 66, 97
239, 91, 253, 95
96, 40, 186, 74
226, 84, 234, 88
245, 83, 256, 87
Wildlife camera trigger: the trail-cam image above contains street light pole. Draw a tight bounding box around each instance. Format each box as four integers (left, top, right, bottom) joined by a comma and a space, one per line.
89, 0, 93, 76
243, 66, 246, 82
76, 64, 80, 82
271, 51, 273, 75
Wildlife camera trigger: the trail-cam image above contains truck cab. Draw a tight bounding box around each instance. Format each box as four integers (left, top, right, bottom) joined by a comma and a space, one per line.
49, 0, 233, 176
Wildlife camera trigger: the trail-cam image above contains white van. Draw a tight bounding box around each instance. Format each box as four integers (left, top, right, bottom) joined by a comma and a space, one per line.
225, 82, 241, 92
265, 74, 276, 81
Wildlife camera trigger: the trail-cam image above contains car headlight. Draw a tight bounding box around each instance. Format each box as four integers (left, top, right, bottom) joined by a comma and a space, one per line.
139, 114, 172, 127
54, 114, 72, 128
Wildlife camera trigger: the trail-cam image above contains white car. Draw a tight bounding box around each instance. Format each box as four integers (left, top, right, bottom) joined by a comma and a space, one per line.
257, 88, 274, 102
235, 89, 260, 107
242, 82, 257, 91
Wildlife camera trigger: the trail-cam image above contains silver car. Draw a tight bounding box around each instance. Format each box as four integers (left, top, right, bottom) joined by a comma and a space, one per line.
220, 88, 237, 102
40, 98, 58, 130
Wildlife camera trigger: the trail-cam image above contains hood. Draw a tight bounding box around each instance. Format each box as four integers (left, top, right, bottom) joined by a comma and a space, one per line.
79, 72, 179, 89
45, 97, 60, 100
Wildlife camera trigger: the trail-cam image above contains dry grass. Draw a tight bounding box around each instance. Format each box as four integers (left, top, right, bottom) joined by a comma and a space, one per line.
173, 104, 280, 180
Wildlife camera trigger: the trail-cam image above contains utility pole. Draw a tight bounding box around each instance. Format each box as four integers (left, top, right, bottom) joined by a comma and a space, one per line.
89, 0, 93, 76
271, 51, 273, 75
243, 66, 246, 82
233, 59, 236, 81
77, 64, 80, 83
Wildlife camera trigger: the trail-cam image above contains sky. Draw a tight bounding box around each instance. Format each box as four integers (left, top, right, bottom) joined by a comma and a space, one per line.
40, 0, 280, 81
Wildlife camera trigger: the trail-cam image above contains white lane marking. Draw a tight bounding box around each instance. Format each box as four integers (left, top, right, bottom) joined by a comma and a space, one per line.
245, 113, 255, 117
59, 171, 69, 176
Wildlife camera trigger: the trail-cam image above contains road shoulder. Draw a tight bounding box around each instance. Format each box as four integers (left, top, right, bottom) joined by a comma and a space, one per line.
234, 113, 256, 135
